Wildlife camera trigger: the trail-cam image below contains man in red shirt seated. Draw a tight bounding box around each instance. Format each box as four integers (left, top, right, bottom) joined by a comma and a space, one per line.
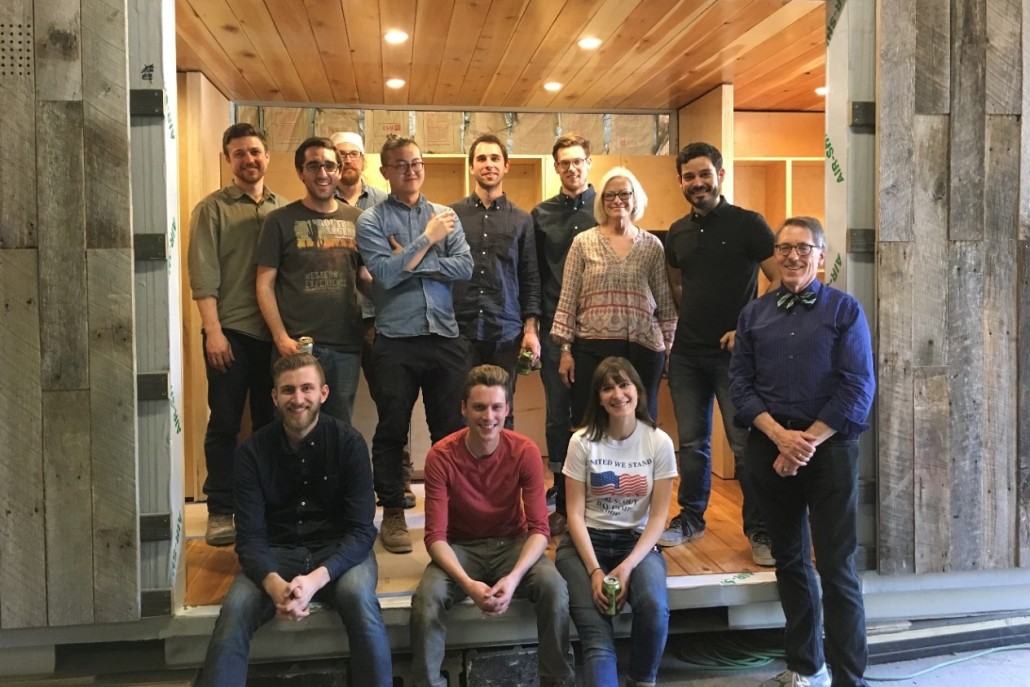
409, 365, 575, 687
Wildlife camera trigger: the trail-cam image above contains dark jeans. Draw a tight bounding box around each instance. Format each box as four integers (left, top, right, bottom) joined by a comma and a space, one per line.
197, 548, 391, 687
746, 430, 868, 687
555, 529, 669, 685
371, 335, 467, 509
668, 351, 764, 536
540, 331, 573, 507
203, 329, 275, 515
465, 335, 522, 429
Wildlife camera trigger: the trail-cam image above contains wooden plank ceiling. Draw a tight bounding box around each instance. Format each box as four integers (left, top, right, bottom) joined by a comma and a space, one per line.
175, 0, 825, 112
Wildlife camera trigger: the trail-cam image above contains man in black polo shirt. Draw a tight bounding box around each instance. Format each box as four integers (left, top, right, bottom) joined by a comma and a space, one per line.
659, 142, 778, 567
450, 133, 541, 429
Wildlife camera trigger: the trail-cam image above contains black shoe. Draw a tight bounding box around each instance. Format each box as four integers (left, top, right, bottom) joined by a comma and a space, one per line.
545, 485, 558, 509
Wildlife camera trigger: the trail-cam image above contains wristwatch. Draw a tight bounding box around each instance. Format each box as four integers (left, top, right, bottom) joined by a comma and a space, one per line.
560, 343, 572, 353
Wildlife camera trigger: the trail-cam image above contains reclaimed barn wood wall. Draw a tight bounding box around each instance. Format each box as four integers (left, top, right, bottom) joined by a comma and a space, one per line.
0, 0, 139, 628
878, 0, 1029, 573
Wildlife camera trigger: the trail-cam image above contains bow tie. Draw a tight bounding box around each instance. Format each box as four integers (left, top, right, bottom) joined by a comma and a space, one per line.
777, 289, 817, 311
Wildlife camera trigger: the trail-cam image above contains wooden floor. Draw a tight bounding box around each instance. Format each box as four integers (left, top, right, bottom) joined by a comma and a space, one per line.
183, 476, 761, 607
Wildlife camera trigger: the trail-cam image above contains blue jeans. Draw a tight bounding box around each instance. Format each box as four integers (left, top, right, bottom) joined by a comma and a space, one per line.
312, 345, 361, 426
203, 329, 275, 515
371, 335, 467, 509
198, 549, 391, 687
746, 431, 868, 687
667, 351, 764, 536
555, 530, 669, 686
411, 537, 574, 687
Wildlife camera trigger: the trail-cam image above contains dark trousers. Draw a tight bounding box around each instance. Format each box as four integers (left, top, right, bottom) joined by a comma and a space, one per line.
202, 330, 274, 515
746, 430, 869, 687
465, 336, 522, 429
371, 335, 467, 509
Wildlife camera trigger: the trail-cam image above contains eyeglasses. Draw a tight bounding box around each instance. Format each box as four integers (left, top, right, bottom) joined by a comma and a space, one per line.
387, 160, 424, 173
773, 243, 822, 256
337, 150, 363, 160
602, 190, 633, 203
303, 161, 339, 174
556, 158, 588, 171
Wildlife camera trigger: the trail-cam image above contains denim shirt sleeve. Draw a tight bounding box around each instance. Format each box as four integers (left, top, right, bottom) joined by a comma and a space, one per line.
356, 206, 432, 290
407, 207, 473, 282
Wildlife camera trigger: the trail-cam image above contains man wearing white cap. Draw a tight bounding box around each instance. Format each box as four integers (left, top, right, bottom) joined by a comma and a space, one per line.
330, 131, 387, 210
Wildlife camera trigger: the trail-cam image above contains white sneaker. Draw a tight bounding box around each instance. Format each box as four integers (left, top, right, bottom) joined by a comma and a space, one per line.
760, 665, 830, 687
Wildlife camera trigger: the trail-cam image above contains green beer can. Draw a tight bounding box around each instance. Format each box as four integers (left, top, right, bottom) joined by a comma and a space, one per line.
602, 575, 621, 616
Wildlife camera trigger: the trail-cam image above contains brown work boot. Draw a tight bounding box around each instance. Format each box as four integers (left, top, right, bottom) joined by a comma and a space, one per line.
205, 513, 235, 547
402, 449, 416, 508
380, 508, 412, 553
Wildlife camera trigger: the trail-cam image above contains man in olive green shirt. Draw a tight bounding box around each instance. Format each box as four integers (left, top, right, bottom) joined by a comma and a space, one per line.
187, 122, 283, 546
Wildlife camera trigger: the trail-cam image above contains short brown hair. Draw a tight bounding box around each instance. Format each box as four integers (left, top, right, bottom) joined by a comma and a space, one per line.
463, 364, 510, 403
552, 132, 590, 160
222, 122, 267, 157
272, 353, 325, 386
380, 134, 420, 163
294, 136, 341, 171
468, 133, 509, 166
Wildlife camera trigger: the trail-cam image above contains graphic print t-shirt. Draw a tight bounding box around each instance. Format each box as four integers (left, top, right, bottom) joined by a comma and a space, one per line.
257, 200, 364, 351
563, 423, 677, 530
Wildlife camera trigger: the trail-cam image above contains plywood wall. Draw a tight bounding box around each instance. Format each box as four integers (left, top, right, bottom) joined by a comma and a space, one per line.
0, 0, 138, 628
877, 0, 1029, 573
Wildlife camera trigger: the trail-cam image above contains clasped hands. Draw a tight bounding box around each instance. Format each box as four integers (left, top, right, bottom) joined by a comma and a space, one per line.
772, 428, 818, 477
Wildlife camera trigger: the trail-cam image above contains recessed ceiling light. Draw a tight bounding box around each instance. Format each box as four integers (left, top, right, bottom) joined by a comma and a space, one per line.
384, 30, 409, 44
544, 82, 562, 92
386, 78, 406, 89
578, 37, 602, 50
815, 86, 828, 96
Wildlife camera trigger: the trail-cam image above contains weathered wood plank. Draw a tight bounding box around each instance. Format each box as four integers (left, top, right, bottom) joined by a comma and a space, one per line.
913, 367, 951, 573
33, 0, 82, 101
982, 114, 1019, 568
948, 242, 985, 570
37, 99, 89, 390
0, 0, 37, 247
0, 249, 47, 628
82, 0, 132, 250
878, 0, 916, 241
43, 390, 94, 626
88, 248, 140, 623
1017, 241, 1030, 567
949, 0, 987, 240
1021, 0, 1030, 242
915, 0, 950, 113
985, 0, 1021, 115
877, 242, 915, 574
911, 115, 949, 367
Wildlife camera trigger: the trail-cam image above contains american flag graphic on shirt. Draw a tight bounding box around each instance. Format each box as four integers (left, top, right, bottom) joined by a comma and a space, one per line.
590, 471, 649, 498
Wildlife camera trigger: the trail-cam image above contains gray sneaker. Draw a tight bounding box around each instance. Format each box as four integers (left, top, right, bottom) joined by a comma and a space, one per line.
657, 516, 705, 548
205, 513, 235, 547
760, 665, 830, 687
749, 531, 775, 566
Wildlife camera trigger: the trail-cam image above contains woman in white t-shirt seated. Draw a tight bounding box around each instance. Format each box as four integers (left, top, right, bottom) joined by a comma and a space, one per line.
555, 356, 677, 687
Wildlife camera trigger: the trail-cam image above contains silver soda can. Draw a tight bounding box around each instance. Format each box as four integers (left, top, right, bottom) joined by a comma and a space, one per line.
602, 575, 621, 616
297, 336, 314, 355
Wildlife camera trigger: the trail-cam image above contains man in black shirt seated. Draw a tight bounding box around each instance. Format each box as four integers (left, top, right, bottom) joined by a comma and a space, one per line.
197, 353, 392, 687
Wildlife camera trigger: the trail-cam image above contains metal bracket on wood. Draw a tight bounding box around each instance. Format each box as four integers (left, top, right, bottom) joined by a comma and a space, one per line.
849, 101, 875, 133
140, 513, 171, 542
847, 228, 875, 254
130, 89, 164, 117
137, 373, 169, 401
134, 233, 167, 261
141, 589, 172, 617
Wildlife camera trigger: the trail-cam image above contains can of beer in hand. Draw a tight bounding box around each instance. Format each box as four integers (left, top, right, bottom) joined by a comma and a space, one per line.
297, 336, 314, 355
602, 575, 621, 616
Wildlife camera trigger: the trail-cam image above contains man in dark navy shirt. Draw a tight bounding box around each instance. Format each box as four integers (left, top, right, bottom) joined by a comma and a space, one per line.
451, 134, 541, 429
532, 133, 596, 532
660, 141, 778, 568
198, 353, 391, 687
730, 217, 875, 687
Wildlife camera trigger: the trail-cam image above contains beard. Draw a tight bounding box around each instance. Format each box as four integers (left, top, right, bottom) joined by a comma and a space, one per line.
281, 402, 319, 436
339, 167, 361, 185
